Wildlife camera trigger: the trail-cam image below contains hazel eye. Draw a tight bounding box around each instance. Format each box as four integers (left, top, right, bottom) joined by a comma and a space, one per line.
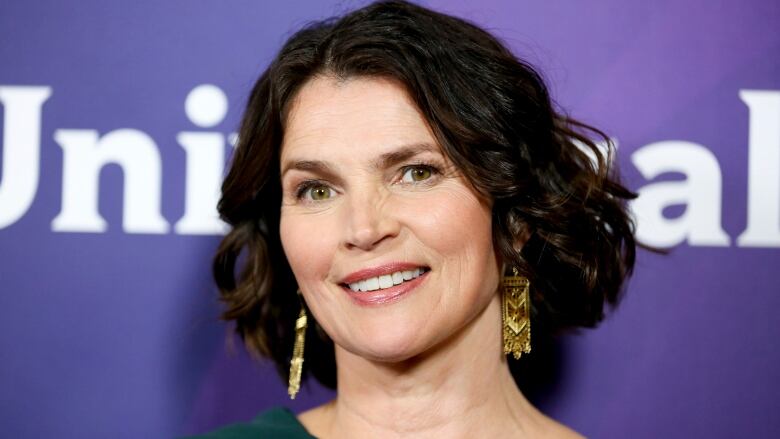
401, 166, 433, 183
295, 181, 333, 201
307, 185, 332, 201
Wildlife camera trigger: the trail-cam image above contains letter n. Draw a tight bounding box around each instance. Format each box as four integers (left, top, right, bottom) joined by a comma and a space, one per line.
52, 129, 169, 233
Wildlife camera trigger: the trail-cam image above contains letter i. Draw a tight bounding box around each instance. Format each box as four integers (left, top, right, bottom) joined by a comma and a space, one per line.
174, 84, 230, 235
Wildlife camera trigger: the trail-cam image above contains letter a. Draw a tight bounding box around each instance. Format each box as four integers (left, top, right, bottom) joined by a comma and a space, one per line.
631, 141, 730, 247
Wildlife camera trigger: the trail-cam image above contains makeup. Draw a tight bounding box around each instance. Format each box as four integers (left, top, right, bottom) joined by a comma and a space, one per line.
341, 269, 430, 306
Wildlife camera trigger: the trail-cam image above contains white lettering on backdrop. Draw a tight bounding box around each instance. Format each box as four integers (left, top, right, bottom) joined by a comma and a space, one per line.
0, 84, 230, 234
175, 84, 230, 235
0, 85, 778, 247
52, 129, 169, 233
737, 91, 780, 246
631, 141, 730, 247
0, 86, 51, 229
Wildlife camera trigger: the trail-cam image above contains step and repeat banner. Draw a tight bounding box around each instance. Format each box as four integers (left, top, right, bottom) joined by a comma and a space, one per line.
1, 1, 778, 438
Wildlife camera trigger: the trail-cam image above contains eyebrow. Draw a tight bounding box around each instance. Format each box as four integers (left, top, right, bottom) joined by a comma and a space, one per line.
280, 142, 440, 180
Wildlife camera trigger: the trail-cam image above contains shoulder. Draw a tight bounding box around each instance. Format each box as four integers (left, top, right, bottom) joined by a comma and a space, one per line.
180, 407, 316, 439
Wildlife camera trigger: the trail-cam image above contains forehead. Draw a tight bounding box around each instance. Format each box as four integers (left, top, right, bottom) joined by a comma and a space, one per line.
280, 76, 437, 162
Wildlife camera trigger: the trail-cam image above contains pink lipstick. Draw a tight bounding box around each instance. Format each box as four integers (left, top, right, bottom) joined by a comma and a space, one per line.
339, 263, 430, 306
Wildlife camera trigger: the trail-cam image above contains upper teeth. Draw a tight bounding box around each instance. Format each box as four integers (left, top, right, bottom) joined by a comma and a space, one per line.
348, 268, 425, 292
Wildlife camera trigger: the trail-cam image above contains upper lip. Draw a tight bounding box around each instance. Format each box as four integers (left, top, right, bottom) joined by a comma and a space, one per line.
339, 262, 429, 285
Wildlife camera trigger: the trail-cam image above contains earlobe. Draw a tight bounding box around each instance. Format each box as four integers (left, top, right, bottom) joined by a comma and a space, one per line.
513, 231, 530, 253
509, 214, 531, 253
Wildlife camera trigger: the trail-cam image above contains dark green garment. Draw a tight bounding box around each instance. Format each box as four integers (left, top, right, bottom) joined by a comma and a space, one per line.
182, 407, 316, 439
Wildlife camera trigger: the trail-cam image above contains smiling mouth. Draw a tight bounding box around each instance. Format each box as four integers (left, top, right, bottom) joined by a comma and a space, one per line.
341, 267, 430, 292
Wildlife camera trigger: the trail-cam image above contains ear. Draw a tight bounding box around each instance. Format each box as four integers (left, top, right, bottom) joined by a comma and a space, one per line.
496, 215, 531, 274
508, 214, 531, 253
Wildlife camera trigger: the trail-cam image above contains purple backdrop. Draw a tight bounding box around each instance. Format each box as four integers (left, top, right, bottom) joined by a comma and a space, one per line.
1, 1, 779, 438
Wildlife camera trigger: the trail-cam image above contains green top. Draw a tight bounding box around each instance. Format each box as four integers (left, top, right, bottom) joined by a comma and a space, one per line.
182, 407, 316, 439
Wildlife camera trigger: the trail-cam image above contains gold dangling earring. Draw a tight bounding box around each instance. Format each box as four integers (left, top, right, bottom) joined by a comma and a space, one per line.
288, 291, 308, 400
502, 266, 531, 359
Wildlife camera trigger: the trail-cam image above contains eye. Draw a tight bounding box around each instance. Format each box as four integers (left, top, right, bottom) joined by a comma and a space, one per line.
309, 185, 332, 200
401, 165, 434, 183
296, 181, 333, 201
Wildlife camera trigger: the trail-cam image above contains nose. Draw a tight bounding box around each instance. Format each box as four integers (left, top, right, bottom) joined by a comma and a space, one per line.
342, 186, 400, 251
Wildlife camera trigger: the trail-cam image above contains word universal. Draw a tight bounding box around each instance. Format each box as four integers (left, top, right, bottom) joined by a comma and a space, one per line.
0, 85, 779, 247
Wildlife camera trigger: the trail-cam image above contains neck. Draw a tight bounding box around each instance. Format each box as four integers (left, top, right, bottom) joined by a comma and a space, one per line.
317, 295, 542, 438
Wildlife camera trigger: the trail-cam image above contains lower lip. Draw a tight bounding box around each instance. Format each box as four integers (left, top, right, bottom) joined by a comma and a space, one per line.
342, 270, 429, 306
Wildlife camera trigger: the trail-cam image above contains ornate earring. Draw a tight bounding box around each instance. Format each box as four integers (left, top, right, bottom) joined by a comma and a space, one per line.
288, 291, 308, 400
502, 266, 531, 359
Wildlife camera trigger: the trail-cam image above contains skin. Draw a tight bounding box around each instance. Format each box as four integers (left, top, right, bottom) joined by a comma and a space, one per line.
279, 75, 582, 438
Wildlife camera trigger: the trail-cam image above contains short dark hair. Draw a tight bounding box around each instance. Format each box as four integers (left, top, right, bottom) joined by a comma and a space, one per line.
213, 0, 637, 390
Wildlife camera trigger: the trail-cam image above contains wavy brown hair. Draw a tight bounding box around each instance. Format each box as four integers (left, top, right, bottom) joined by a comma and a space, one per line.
213, 0, 637, 390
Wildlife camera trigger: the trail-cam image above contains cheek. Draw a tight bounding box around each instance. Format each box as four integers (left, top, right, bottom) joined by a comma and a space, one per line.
279, 213, 337, 287
406, 185, 498, 298
280, 211, 348, 343
417, 186, 493, 255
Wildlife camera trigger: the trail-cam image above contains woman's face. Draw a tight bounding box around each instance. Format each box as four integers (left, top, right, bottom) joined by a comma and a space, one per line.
279, 76, 501, 362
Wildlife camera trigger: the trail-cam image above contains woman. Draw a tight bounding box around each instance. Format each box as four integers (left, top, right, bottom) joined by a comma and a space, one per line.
195, 1, 636, 437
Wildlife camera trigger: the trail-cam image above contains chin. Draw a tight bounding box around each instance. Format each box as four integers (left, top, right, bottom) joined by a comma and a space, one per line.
339, 316, 444, 364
